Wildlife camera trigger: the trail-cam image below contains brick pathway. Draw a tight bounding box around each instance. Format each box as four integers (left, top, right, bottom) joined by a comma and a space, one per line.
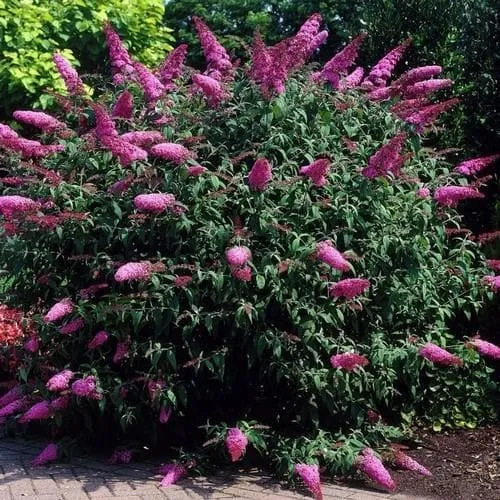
0, 439, 426, 500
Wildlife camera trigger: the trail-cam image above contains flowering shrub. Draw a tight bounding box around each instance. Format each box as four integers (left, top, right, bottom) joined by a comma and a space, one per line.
0, 14, 499, 493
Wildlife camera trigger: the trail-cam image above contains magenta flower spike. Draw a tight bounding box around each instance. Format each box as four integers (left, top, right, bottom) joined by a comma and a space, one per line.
158, 44, 188, 88
418, 342, 463, 366
394, 450, 432, 477
43, 299, 74, 324
356, 448, 396, 491
294, 464, 323, 500
225, 427, 248, 462
46, 370, 74, 392
248, 158, 272, 191
53, 53, 84, 95
329, 278, 370, 299
31, 443, 58, 466
330, 352, 369, 372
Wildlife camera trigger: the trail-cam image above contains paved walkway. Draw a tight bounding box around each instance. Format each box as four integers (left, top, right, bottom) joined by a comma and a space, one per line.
0, 439, 424, 500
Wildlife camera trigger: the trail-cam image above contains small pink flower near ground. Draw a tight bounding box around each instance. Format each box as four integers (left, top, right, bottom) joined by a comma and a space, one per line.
157, 463, 187, 487
330, 352, 369, 372
329, 278, 370, 299
294, 464, 323, 500
418, 342, 463, 366
316, 240, 351, 272
46, 369, 74, 392
248, 158, 273, 191
31, 443, 58, 466
43, 299, 74, 323
225, 427, 248, 462
355, 448, 396, 492
468, 337, 500, 360
88, 330, 109, 350
393, 450, 432, 476
226, 246, 252, 267
134, 193, 176, 214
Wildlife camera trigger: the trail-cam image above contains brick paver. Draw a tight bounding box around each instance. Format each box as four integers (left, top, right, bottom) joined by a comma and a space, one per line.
0, 439, 428, 499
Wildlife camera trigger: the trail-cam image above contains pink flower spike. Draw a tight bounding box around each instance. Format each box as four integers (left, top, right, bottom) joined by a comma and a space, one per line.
356, 448, 396, 491
484, 275, 500, 291
159, 407, 172, 424
455, 154, 500, 176
192, 73, 225, 107
31, 443, 58, 466
226, 246, 252, 267
134, 193, 176, 213
187, 165, 208, 176
134, 61, 164, 103
418, 342, 463, 366
53, 53, 84, 95
0, 195, 39, 217
319, 34, 366, 88
158, 463, 187, 487
43, 299, 74, 323
294, 464, 323, 500
71, 376, 102, 400
59, 318, 85, 335
339, 67, 365, 90
330, 352, 369, 372
0, 399, 26, 418
469, 337, 500, 360
114, 262, 152, 282
13, 111, 67, 134
47, 370, 74, 392
88, 330, 109, 350
226, 427, 248, 462
299, 158, 330, 187
392, 65, 443, 87
0, 385, 22, 408
50, 395, 70, 411
112, 90, 134, 119
158, 44, 188, 88
248, 158, 272, 191
404, 98, 459, 132
329, 278, 370, 299
402, 79, 453, 99
316, 240, 351, 272
120, 131, 163, 149
364, 39, 411, 88
394, 450, 432, 477
362, 133, 407, 179
19, 400, 53, 423
486, 260, 500, 272
433, 186, 484, 206
151, 143, 196, 165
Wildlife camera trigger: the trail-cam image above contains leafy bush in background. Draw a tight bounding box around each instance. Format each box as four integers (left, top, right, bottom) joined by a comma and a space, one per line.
0, 14, 499, 494
0, 0, 174, 115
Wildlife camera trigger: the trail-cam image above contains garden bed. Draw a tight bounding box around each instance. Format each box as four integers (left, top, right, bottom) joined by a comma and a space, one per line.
391, 426, 499, 499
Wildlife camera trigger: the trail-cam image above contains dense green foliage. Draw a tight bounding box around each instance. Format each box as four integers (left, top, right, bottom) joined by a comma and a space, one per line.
1, 30, 498, 479
0, 0, 174, 114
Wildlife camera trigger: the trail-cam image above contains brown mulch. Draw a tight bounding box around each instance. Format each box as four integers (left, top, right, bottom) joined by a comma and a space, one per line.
393, 426, 500, 499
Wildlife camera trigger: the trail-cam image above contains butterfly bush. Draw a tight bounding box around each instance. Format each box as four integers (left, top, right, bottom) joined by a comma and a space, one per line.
0, 14, 498, 493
